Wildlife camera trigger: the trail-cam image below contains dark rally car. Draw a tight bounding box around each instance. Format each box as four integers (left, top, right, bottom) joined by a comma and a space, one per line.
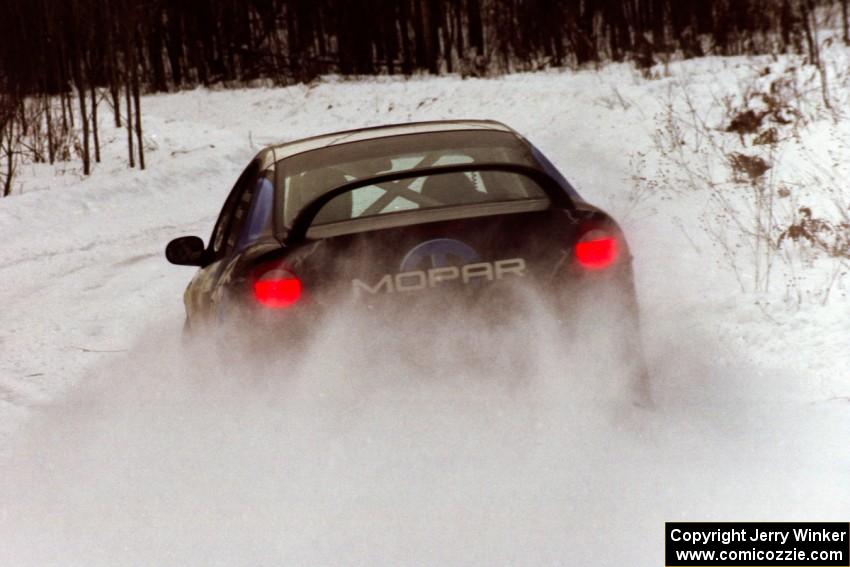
166, 120, 647, 392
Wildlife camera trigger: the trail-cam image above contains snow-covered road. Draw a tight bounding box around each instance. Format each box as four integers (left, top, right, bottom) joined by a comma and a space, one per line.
0, 60, 847, 565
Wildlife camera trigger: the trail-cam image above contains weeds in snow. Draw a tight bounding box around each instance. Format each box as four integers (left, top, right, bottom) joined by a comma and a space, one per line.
640, 55, 850, 306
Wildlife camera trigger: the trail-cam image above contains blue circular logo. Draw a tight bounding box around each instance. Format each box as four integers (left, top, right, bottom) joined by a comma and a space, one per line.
400, 238, 480, 272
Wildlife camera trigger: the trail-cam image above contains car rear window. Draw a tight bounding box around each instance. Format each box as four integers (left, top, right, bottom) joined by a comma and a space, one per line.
319, 169, 546, 225
275, 130, 541, 227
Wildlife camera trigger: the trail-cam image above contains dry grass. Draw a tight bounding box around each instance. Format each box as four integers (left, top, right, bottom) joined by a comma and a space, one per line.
639, 55, 849, 305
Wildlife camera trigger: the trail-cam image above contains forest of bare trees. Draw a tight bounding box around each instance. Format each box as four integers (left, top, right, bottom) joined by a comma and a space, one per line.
0, 0, 847, 196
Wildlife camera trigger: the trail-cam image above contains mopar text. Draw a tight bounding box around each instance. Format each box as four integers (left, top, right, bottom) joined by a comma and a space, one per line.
352, 258, 527, 294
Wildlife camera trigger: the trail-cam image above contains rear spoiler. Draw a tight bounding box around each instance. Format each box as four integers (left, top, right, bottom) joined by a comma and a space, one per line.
278, 163, 574, 244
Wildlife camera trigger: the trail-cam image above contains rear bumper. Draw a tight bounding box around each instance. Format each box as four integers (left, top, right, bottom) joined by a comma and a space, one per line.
200, 268, 644, 353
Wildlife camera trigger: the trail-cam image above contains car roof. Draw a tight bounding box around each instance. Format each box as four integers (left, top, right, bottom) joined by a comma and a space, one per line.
257, 120, 518, 167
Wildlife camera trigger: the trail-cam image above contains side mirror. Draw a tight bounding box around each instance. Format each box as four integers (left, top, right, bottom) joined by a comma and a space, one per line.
165, 236, 207, 266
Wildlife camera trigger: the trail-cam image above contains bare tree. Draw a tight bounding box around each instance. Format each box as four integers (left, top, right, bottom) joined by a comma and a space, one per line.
2, 0, 845, 197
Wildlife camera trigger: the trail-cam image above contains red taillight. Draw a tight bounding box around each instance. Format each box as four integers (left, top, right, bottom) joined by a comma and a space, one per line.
575, 230, 619, 270
252, 265, 303, 308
